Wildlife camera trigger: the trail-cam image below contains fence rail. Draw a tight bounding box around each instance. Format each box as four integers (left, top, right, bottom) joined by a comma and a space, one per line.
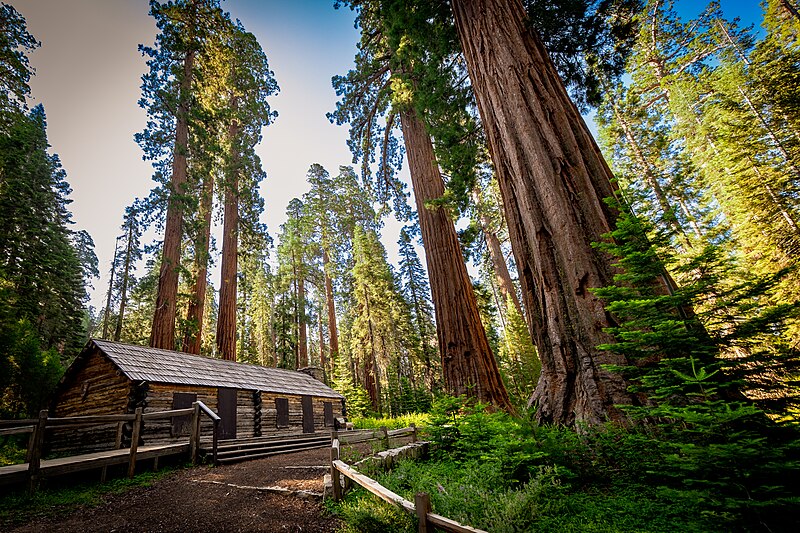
329, 432, 487, 533
0, 401, 219, 493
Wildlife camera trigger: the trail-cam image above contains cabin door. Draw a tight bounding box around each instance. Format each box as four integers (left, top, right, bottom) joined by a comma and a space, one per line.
218, 387, 238, 440
301, 395, 315, 433
172, 392, 197, 437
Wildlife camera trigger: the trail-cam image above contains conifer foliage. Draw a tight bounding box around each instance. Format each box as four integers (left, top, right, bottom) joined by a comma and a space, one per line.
0, 6, 96, 416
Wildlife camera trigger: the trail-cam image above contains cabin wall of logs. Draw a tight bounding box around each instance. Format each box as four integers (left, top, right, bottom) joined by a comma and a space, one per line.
48, 348, 131, 455
48, 349, 345, 455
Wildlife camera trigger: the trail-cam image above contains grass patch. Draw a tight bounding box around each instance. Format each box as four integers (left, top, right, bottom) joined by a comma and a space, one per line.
325, 486, 415, 533
0, 466, 178, 528
350, 413, 429, 431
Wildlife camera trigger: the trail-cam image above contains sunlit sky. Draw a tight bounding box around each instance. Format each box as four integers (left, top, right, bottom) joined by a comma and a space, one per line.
12, 0, 762, 310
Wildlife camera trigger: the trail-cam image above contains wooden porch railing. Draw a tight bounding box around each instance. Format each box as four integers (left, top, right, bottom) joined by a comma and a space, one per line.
329, 432, 487, 533
0, 400, 220, 492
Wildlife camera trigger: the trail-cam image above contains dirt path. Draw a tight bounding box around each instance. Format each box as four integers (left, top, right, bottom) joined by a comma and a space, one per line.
7, 445, 371, 533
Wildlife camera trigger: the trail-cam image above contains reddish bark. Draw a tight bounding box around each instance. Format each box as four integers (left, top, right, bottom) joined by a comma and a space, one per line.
150, 44, 195, 351
297, 275, 308, 368
323, 248, 339, 374
183, 172, 214, 354
452, 0, 664, 424
216, 105, 239, 362
400, 107, 513, 412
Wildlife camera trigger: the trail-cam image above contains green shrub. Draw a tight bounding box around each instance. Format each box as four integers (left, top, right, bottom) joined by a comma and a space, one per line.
0, 438, 27, 466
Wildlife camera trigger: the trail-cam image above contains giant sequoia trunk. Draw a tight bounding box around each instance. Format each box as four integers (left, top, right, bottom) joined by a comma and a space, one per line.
323, 248, 339, 373
297, 275, 308, 368
150, 46, 195, 351
399, 108, 513, 411
216, 110, 239, 362
452, 0, 657, 425
183, 173, 214, 354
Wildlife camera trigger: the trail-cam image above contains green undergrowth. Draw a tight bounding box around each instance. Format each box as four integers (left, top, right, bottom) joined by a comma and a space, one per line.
325, 486, 416, 533
0, 438, 26, 466
0, 466, 178, 528
349, 412, 430, 431
331, 399, 800, 532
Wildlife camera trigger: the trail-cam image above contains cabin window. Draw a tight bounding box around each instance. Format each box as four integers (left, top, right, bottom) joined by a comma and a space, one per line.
172, 392, 197, 436
275, 397, 289, 428
323, 402, 334, 427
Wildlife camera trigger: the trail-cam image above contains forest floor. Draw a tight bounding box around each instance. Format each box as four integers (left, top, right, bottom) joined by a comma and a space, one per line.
2, 440, 385, 533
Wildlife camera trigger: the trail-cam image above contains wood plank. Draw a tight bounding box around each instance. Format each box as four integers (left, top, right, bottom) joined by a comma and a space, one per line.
44, 444, 190, 476
47, 414, 135, 426
0, 419, 37, 427
143, 407, 194, 420
333, 459, 416, 514
0, 426, 34, 437
0, 463, 28, 486
0, 443, 191, 484
427, 513, 488, 533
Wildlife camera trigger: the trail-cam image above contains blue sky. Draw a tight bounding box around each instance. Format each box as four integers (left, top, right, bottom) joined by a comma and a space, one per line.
12, 0, 766, 310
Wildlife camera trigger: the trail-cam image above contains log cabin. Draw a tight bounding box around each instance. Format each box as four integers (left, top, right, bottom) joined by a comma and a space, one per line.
47, 339, 344, 454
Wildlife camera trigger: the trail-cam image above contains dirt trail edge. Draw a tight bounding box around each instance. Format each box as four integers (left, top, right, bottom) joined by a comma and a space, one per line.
9, 446, 350, 533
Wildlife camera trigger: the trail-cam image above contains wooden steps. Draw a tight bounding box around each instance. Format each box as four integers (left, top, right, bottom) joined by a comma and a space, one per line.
205, 433, 331, 465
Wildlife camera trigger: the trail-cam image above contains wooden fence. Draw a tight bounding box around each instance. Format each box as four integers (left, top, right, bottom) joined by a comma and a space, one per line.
329, 429, 487, 533
335, 424, 418, 447
0, 401, 220, 492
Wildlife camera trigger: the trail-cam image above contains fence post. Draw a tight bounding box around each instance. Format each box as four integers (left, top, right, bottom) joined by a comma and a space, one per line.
115, 420, 124, 449
101, 420, 126, 483
27, 409, 48, 494
128, 407, 142, 478
410, 423, 417, 443
190, 402, 201, 464
330, 438, 342, 501
380, 426, 389, 449
415, 492, 431, 533
25, 427, 36, 463
212, 417, 219, 465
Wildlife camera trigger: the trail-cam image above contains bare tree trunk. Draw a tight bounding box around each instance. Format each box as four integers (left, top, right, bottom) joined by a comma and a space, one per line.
183, 173, 214, 354
150, 44, 195, 351
102, 237, 121, 339
611, 101, 698, 242
297, 275, 308, 368
399, 107, 513, 412
472, 190, 525, 320
114, 216, 136, 342
216, 101, 239, 362
452, 0, 663, 425
323, 248, 339, 375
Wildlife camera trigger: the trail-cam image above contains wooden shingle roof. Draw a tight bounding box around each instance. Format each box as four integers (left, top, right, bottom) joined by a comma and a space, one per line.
91, 339, 343, 399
